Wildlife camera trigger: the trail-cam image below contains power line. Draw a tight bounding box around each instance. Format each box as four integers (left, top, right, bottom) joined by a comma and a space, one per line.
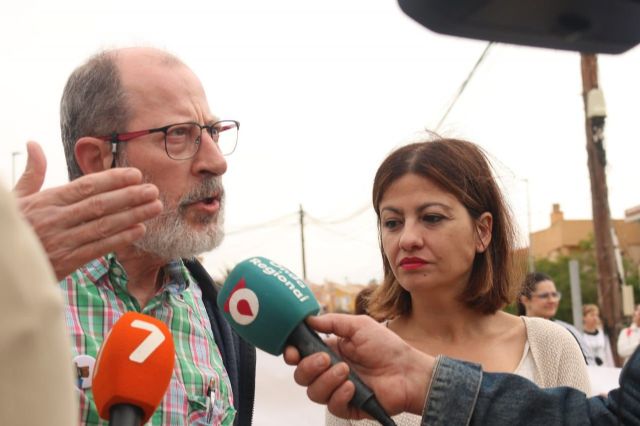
224, 204, 373, 239
305, 205, 372, 225
225, 212, 298, 236
435, 42, 494, 132
307, 220, 378, 249
307, 43, 496, 225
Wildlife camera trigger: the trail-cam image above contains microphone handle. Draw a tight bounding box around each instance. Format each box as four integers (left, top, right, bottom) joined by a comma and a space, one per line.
109, 403, 143, 426
287, 322, 397, 426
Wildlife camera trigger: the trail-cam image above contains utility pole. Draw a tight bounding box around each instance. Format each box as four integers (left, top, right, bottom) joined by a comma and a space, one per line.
299, 204, 308, 280
580, 53, 623, 365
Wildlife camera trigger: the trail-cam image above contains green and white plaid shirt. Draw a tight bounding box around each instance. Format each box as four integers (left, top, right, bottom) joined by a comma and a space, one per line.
61, 253, 235, 425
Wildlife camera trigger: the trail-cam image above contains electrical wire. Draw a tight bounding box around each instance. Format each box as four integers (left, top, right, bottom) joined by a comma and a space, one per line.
302, 43, 496, 225
307, 220, 378, 249
305, 204, 373, 225
225, 212, 298, 236
435, 42, 494, 132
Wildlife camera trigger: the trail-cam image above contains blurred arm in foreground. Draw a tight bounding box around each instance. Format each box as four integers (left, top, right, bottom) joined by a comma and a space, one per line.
285, 314, 640, 425
0, 183, 77, 425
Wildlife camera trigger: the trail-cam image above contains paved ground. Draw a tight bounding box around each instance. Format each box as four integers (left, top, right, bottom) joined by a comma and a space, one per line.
253, 349, 326, 425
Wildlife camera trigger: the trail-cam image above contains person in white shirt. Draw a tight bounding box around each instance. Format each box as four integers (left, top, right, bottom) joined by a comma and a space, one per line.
618, 304, 640, 364
581, 304, 615, 367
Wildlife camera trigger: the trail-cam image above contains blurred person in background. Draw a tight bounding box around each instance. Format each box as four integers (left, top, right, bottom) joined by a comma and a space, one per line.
326, 138, 590, 426
618, 304, 640, 364
518, 271, 596, 365
581, 304, 614, 367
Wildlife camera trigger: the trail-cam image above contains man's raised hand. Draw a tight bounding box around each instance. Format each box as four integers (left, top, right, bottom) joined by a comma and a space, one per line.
14, 142, 163, 280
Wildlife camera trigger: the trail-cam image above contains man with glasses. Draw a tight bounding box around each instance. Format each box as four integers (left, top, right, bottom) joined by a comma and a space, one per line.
14, 47, 254, 425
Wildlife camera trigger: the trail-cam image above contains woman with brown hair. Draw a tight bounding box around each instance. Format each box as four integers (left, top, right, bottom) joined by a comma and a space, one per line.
327, 138, 590, 426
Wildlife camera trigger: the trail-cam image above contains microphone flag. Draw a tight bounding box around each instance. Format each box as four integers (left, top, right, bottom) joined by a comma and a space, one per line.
218, 256, 320, 355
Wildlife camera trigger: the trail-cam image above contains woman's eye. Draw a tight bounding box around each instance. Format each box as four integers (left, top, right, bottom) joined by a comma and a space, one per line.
422, 214, 443, 224
382, 219, 400, 229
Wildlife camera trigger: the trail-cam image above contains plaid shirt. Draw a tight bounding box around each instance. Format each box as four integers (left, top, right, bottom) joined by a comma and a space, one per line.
61, 253, 235, 425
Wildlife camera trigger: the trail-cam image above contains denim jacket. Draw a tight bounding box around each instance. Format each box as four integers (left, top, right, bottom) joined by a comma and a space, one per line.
422, 348, 640, 425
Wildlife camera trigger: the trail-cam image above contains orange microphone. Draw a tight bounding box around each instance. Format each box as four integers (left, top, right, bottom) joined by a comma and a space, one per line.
92, 312, 175, 426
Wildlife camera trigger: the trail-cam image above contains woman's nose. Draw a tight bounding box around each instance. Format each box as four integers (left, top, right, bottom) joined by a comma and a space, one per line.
399, 223, 423, 251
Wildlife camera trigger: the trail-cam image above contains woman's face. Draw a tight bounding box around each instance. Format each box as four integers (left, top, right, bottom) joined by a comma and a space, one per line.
521, 280, 560, 319
378, 173, 491, 297
583, 308, 600, 329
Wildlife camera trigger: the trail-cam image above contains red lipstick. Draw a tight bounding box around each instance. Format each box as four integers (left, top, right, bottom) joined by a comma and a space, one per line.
399, 257, 427, 270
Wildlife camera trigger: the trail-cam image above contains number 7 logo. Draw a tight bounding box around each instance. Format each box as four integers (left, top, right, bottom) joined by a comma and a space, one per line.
92, 312, 175, 423
129, 319, 166, 363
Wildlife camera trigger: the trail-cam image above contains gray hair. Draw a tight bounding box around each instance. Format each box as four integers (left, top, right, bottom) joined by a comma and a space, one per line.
59, 51, 130, 181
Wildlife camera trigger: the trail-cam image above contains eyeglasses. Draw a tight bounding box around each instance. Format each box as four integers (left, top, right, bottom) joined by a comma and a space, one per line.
532, 291, 562, 300
96, 120, 239, 160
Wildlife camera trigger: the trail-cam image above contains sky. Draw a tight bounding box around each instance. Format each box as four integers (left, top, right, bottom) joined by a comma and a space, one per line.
2, 0, 640, 285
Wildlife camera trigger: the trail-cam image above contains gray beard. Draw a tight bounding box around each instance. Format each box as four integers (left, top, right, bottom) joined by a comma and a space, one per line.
118, 154, 225, 260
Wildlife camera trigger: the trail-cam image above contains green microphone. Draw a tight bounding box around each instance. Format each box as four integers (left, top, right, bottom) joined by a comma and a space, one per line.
217, 257, 396, 426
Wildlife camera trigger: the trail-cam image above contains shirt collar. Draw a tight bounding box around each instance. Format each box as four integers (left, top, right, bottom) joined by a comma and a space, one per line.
163, 258, 194, 294
80, 253, 193, 295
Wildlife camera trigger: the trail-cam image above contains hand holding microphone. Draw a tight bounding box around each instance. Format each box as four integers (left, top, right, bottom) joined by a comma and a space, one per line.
92, 312, 175, 426
285, 314, 435, 422
217, 257, 397, 426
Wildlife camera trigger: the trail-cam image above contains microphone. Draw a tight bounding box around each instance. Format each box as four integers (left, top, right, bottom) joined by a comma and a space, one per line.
92, 312, 175, 426
217, 257, 396, 426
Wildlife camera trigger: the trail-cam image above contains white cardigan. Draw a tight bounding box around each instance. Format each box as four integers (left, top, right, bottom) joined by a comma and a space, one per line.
521, 316, 591, 393
325, 316, 591, 426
